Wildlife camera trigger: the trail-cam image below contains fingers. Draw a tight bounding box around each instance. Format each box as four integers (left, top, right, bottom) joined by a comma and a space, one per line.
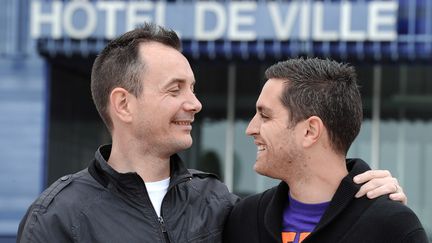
353, 170, 391, 184
354, 177, 399, 198
353, 169, 407, 205
389, 189, 408, 205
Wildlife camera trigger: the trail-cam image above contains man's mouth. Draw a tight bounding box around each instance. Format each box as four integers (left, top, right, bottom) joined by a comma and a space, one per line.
173, 121, 192, 126
255, 142, 266, 155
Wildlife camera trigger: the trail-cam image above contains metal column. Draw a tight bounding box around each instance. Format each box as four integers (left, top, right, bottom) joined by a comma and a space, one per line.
224, 64, 236, 191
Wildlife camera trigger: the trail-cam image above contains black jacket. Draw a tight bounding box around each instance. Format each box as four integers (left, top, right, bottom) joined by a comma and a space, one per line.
17, 145, 239, 243
224, 159, 428, 243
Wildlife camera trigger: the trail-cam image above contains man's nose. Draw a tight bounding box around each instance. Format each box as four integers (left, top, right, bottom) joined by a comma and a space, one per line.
185, 92, 202, 113
246, 114, 259, 136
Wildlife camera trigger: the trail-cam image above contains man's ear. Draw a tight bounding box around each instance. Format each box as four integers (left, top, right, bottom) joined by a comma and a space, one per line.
109, 87, 133, 124
302, 116, 324, 148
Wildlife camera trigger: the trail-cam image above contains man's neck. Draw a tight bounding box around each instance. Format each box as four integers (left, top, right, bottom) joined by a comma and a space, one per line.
285, 154, 348, 204
108, 140, 171, 182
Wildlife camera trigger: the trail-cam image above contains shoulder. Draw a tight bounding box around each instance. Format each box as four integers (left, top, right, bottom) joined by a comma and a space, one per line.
363, 196, 427, 240
225, 187, 277, 229
187, 169, 239, 204
34, 169, 103, 211
232, 186, 278, 213
223, 187, 278, 243
368, 196, 421, 222
17, 169, 105, 242
187, 169, 225, 192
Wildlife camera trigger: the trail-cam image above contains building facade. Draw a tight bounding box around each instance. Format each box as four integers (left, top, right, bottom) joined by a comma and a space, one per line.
1, 0, 431, 241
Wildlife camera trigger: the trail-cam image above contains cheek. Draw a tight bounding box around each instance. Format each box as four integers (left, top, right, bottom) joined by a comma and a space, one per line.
261, 125, 283, 146
161, 100, 183, 116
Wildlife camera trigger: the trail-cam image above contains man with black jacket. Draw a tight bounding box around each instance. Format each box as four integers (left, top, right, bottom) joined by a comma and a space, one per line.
224, 58, 428, 243
17, 23, 238, 243
17, 25, 409, 243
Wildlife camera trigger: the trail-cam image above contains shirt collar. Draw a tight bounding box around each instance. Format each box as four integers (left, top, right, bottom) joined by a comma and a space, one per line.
263, 158, 371, 241
89, 144, 192, 197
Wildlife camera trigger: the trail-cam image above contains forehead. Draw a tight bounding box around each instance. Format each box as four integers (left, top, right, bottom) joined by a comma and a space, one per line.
256, 79, 285, 107
138, 42, 195, 86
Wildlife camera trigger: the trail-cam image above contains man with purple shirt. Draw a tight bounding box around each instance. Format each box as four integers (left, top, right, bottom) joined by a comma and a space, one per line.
224, 58, 428, 243
281, 195, 330, 243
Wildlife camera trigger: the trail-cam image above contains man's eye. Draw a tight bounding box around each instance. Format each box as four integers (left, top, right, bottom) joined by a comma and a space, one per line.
169, 87, 180, 93
260, 113, 269, 119
168, 89, 180, 96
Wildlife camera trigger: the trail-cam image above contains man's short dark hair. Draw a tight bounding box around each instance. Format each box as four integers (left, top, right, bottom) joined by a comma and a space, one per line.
91, 23, 181, 131
265, 57, 363, 155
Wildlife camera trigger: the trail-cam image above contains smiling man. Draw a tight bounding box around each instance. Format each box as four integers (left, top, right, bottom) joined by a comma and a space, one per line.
18, 25, 409, 243
17, 24, 238, 243
223, 58, 428, 243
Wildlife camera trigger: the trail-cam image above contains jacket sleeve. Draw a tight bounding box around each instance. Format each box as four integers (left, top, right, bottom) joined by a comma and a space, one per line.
17, 177, 76, 243
17, 204, 75, 243
226, 192, 241, 207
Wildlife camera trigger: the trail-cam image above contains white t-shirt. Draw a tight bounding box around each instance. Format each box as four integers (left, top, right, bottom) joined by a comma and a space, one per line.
145, 177, 170, 217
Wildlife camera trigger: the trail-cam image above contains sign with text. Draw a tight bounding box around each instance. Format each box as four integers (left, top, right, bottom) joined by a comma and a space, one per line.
31, 0, 398, 41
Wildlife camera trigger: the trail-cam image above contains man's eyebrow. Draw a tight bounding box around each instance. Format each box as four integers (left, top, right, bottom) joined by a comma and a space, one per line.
257, 105, 272, 114
163, 78, 195, 88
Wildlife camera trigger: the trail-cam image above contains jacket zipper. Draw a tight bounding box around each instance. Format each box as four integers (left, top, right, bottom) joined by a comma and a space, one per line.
158, 216, 170, 243
157, 176, 191, 243
142, 176, 191, 243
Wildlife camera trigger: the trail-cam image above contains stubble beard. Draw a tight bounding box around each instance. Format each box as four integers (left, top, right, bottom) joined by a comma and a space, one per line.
255, 143, 304, 181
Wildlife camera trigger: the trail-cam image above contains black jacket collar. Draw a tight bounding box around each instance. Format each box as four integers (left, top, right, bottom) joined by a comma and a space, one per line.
88, 144, 193, 197
263, 159, 371, 242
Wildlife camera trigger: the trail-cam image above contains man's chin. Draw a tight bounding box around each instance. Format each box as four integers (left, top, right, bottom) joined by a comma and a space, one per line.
253, 162, 267, 176
174, 137, 193, 150
254, 162, 279, 180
